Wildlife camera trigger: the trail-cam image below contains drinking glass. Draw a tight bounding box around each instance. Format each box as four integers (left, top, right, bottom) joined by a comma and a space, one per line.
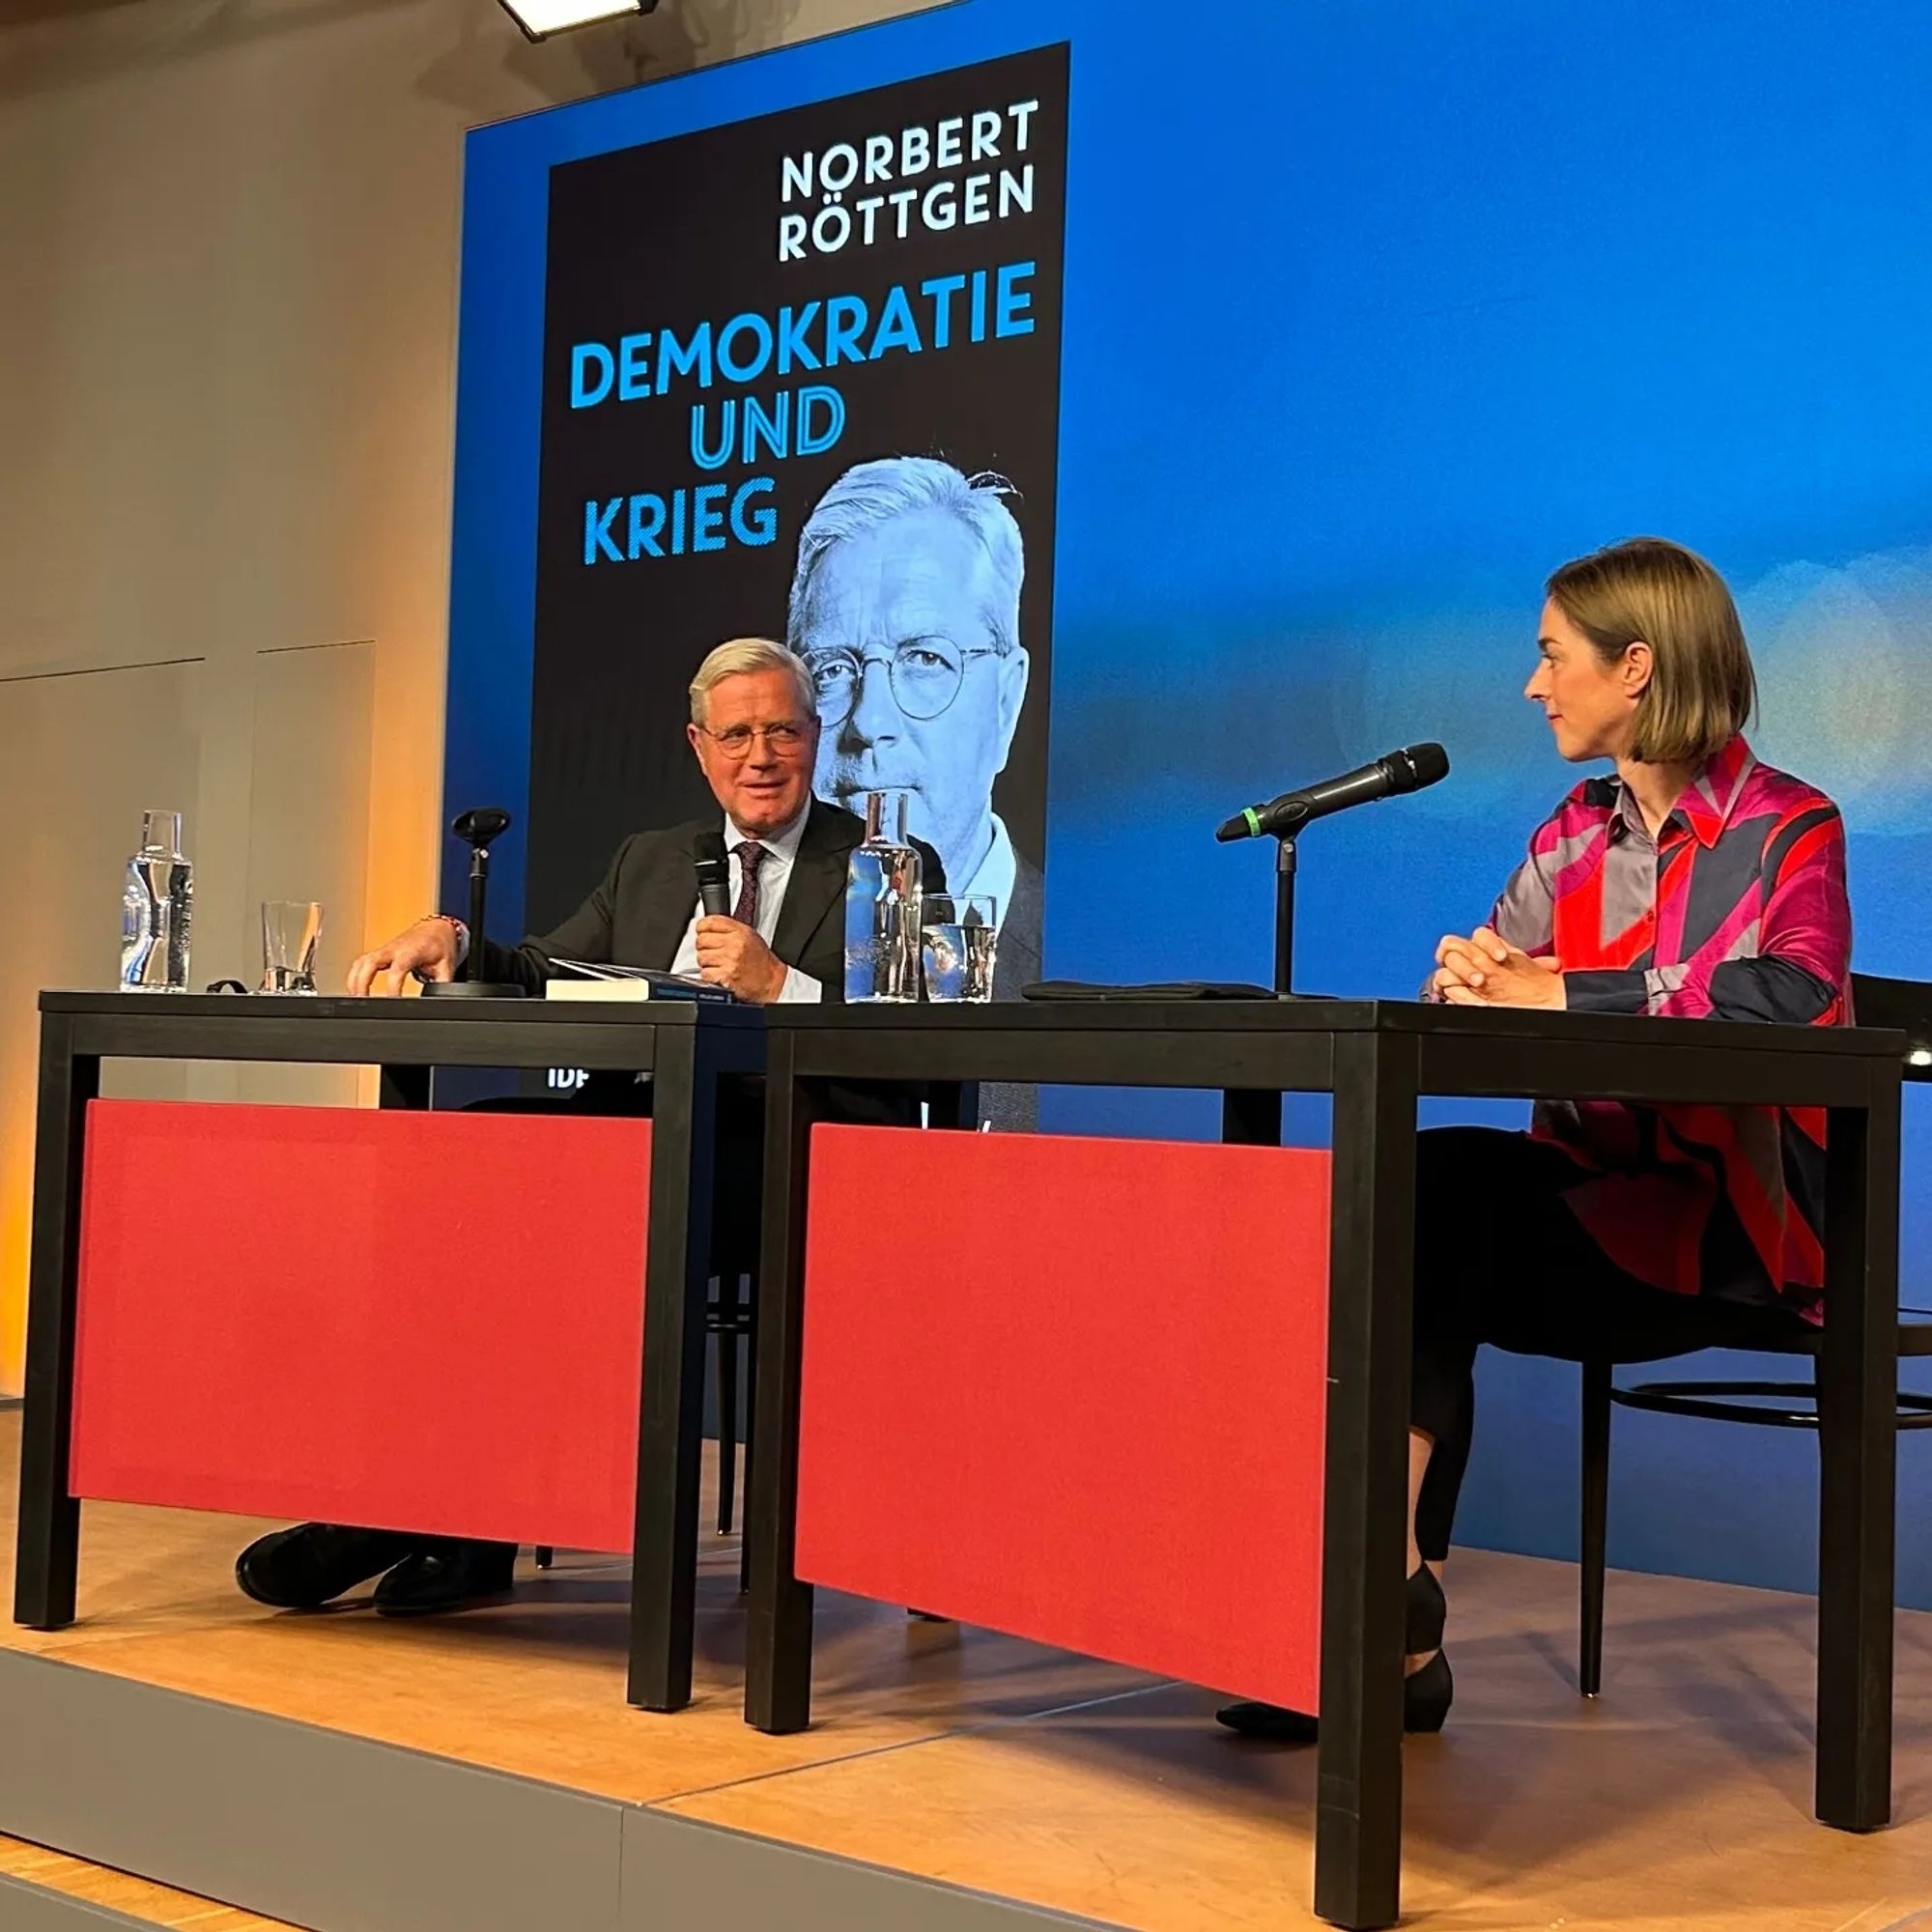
261, 900, 324, 994
920, 894, 999, 1003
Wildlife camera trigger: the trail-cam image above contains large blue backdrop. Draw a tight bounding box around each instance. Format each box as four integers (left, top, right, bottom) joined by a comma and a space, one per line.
446, 0, 1932, 1604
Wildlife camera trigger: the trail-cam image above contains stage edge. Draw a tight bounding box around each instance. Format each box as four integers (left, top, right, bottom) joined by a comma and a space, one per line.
0, 1650, 1112, 1932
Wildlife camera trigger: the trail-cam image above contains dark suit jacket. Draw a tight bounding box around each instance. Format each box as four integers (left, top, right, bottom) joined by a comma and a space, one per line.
478, 798, 914, 996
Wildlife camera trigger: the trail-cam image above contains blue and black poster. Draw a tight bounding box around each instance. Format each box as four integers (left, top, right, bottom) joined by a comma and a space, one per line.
526, 43, 1069, 995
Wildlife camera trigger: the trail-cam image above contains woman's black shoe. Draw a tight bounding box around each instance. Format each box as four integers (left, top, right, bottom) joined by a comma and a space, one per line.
235, 1523, 416, 1609
1216, 1566, 1452, 1744
1405, 1563, 1446, 1654
1216, 1650, 1453, 1744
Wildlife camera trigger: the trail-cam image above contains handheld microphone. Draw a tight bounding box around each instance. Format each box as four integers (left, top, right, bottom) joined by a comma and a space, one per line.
1215, 743, 1449, 842
694, 832, 731, 917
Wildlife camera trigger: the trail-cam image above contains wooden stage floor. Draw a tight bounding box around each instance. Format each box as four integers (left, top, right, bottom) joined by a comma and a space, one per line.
1, 1412, 1929, 1932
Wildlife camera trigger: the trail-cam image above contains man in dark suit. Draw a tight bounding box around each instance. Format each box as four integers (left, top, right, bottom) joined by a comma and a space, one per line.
233, 639, 925, 1616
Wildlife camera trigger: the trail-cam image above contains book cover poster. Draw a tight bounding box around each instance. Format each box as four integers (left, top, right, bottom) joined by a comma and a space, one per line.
527, 43, 1069, 999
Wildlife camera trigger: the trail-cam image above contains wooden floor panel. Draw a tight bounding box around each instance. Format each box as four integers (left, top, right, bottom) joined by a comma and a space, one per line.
0, 1419, 1154, 1804
2, 1416, 1929, 1930
3, 1555, 1155, 1805
665, 1558, 1932, 1929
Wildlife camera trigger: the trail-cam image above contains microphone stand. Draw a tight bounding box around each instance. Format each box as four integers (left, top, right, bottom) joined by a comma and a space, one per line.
1273, 834, 1298, 997
422, 814, 523, 1000
1223, 750, 1451, 997
467, 841, 490, 972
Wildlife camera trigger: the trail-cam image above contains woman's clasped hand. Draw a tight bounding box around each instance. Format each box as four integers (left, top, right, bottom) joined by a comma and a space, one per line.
1431, 926, 1567, 1009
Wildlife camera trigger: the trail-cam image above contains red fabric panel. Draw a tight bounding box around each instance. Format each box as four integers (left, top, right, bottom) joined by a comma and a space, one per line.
70, 1101, 651, 1551
796, 1126, 1329, 1711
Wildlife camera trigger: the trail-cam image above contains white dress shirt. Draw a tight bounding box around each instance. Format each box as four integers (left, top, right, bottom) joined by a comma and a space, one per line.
668, 809, 822, 1003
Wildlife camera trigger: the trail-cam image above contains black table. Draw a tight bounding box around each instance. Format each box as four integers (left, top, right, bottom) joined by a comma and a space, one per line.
14, 990, 763, 1713
742, 998, 1905, 1931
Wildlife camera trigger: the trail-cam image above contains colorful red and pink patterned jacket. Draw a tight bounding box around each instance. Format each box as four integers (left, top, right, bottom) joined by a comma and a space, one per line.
1486, 736, 1850, 1315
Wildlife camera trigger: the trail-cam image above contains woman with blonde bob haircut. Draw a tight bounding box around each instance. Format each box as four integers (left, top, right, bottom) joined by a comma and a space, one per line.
1220, 537, 1853, 1745
1545, 535, 1757, 766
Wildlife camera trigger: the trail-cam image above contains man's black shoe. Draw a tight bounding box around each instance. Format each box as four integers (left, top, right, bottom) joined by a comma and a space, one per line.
373, 1539, 518, 1617
235, 1523, 416, 1610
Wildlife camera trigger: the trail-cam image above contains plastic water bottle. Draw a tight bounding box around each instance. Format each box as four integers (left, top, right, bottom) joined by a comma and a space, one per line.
842, 789, 923, 1002
121, 810, 193, 991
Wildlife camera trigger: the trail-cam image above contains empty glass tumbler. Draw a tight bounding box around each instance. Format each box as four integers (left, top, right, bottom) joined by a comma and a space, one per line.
920, 894, 999, 1003
261, 900, 324, 994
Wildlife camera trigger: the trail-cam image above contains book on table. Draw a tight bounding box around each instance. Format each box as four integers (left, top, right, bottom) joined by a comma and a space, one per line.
542, 960, 734, 1004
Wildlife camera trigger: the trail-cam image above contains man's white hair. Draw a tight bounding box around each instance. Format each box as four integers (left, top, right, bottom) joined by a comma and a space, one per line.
786, 456, 1024, 652
688, 637, 815, 725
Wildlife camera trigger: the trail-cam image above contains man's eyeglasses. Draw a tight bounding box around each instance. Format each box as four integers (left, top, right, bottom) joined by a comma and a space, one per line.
698, 721, 814, 760
804, 637, 1003, 724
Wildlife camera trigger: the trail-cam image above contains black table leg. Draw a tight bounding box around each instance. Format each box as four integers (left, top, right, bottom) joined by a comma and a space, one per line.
1815, 1073, 1899, 1831
14, 1016, 99, 1631
1578, 1357, 1612, 1698
377, 1063, 431, 1111
1220, 1088, 1283, 1148
627, 1026, 719, 1712
927, 1080, 979, 1133
745, 1039, 819, 1734
1314, 1032, 1417, 1931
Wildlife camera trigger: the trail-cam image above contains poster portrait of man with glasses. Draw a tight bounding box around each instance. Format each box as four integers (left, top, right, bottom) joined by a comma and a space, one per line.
786, 455, 1043, 1005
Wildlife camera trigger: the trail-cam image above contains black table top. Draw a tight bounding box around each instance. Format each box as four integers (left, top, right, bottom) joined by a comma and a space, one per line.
47, 985, 1918, 1061
36, 986, 1919, 1093
36, 989, 764, 1073
40, 990, 759, 1029
753, 996, 1908, 1109
762, 995, 1906, 1057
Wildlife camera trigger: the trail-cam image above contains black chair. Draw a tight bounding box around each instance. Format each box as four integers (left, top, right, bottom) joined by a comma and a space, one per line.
1576, 970, 1931, 1695
533, 1275, 753, 1577
708, 1272, 755, 1541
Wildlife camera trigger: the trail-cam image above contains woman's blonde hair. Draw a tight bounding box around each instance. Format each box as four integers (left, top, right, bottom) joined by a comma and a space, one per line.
1546, 537, 1756, 764
688, 637, 815, 725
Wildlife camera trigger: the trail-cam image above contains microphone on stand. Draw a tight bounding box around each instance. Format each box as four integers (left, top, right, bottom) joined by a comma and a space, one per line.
421, 805, 524, 999
1214, 743, 1451, 996
694, 832, 732, 917
1215, 743, 1450, 842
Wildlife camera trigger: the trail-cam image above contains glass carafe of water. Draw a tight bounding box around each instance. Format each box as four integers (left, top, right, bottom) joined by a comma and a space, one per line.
121, 810, 193, 991
843, 789, 923, 1003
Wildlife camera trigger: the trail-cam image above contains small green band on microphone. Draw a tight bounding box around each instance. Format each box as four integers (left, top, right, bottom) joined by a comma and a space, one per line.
1243, 807, 1262, 837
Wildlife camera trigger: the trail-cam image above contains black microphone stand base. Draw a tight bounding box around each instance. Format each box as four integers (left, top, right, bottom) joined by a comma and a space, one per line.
419, 980, 526, 999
